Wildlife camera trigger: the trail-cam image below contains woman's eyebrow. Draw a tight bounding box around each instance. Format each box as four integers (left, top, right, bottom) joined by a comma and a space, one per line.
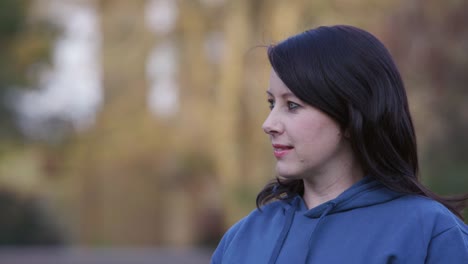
266, 90, 295, 99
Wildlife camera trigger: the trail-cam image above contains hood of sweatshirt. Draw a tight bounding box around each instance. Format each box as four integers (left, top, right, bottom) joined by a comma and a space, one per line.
268, 176, 405, 264
281, 176, 403, 218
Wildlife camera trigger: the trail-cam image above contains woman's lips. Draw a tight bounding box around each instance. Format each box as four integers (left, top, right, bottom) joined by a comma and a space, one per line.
272, 144, 294, 158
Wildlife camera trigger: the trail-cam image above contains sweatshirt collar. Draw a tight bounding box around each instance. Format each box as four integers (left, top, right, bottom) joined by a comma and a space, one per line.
282, 176, 403, 218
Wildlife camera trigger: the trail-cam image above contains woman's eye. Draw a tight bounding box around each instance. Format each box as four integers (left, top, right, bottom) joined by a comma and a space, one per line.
268, 99, 275, 110
288, 101, 300, 110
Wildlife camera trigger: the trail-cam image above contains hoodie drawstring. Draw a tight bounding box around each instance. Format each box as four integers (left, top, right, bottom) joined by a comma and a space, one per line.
304, 202, 336, 263
267, 198, 299, 264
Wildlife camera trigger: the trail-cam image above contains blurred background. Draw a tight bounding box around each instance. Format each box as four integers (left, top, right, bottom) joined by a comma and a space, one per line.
0, 0, 467, 262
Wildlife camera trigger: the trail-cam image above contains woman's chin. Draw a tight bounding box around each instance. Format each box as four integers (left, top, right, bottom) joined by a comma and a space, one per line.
276, 167, 302, 180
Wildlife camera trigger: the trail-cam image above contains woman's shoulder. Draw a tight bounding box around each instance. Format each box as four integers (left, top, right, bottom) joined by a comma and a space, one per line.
396, 194, 458, 216
393, 194, 468, 234
211, 199, 289, 262
394, 196, 468, 262
221, 199, 291, 236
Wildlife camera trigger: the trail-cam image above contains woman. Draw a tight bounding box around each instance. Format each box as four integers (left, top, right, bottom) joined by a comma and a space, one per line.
211, 25, 468, 263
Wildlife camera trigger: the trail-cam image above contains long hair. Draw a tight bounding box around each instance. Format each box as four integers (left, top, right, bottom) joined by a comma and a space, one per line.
256, 25, 468, 219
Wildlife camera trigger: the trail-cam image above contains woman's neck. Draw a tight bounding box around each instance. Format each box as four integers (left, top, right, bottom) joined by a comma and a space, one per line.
302, 161, 364, 209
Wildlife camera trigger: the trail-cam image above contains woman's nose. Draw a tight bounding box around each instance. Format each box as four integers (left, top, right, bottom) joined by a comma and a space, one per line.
262, 112, 282, 135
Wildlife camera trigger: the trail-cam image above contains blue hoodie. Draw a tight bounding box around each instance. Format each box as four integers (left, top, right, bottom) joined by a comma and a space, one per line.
211, 177, 468, 263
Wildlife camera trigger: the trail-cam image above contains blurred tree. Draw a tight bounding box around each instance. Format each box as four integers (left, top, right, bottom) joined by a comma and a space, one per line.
0, 0, 63, 246
0, 0, 56, 140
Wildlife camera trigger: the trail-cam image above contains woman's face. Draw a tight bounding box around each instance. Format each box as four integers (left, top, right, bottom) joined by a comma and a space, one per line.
262, 70, 349, 179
